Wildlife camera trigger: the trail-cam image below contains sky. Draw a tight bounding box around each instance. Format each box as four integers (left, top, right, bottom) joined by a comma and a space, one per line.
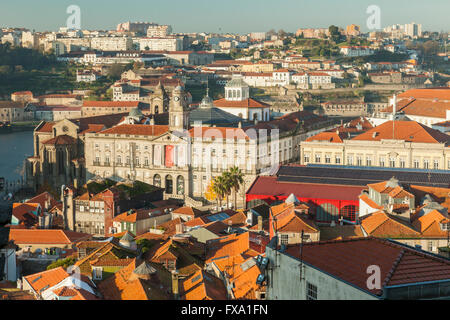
1, 0, 449, 34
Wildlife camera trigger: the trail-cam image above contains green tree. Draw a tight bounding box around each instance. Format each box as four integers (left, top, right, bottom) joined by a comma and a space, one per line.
221, 171, 233, 209
228, 166, 245, 210
47, 257, 76, 270
212, 175, 227, 209
328, 25, 341, 43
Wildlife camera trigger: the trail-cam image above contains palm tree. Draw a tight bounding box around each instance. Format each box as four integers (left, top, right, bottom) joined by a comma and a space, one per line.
212, 176, 227, 210
221, 171, 233, 209
228, 166, 245, 210
211, 177, 223, 209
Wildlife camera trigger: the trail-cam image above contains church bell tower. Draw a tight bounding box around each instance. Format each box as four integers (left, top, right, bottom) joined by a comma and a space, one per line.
169, 85, 188, 131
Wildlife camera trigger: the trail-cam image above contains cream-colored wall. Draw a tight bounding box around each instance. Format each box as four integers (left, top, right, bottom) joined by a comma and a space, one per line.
301, 139, 450, 170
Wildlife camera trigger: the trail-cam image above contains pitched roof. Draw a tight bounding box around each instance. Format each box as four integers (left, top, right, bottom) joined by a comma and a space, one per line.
82, 101, 140, 108
270, 203, 318, 234
9, 229, 91, 245
180, 270, 227, 300
172, 206, 205, 218
213, 98, 270, 109
74, 240, 137, 275
412, 209, 450, 237
351, 121, 450, 144
283, 237, 450, 296
306, 131, 347, 143
12, 203, 40, 226
360, 211, 420, 237
247, 176, 366, 201
97, 259, 170, 300
42, 135, 77, 145
26, 192, 59, 210
23, 267, 69, 294
99, 124, 169, 136
319, 225, 365, 241
206, 232, 258, 264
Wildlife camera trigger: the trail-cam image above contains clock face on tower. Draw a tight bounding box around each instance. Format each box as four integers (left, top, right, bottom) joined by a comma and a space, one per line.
174, 96, 180, 102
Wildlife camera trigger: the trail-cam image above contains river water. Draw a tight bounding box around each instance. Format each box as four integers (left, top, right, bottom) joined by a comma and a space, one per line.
0, 130, 34, 182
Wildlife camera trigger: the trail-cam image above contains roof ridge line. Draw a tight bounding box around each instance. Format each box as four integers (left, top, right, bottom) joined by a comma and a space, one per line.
382, 249, 405, 288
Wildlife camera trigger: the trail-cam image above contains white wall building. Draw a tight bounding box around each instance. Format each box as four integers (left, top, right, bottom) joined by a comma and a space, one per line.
137, 37, 183, 51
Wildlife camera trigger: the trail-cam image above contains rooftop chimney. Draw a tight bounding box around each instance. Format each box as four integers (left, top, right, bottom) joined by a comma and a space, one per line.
171, 270, 179, 300
257, 215, 263, 231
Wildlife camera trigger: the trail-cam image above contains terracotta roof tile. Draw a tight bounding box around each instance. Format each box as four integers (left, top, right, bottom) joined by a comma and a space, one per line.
9, 229, 91, 245
360, 211, 420, 237
213, 98, 270, 109
24, 267, 69, 294
99, 124, 169, 136
284, 237, 450, 296
352, 121, 450, 144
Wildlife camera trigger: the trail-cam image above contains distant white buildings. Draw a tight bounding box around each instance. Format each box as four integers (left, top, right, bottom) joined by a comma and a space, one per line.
383, 22, 422, 39
146, 25, 172, 38
90, 36, 133, 51
340, 46, 374, 57
137, 37, 183, 51
76, 70, 101, 82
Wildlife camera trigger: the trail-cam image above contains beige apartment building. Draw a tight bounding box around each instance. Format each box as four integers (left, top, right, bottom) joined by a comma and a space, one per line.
241, 62, 274, 73
300, 120, 450, 170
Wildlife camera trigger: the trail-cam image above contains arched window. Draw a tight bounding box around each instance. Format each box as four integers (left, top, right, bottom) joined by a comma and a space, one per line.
177, 176, 185, 195
341, 205, 358, 222
165, 175, 173, 194
117, 155, 122, 165
154, 105, 159, 114
153, 174, 161, 187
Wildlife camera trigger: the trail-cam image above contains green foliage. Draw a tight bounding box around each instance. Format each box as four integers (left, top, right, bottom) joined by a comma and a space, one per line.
212, 166, 245, 209
108, 63, 133, 80
46, 257, 76, 270
136, 238, 155, 254
0, 43, 58, 71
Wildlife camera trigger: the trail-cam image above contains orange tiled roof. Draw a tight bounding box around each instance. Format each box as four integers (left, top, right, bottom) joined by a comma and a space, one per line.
412, 209, 450, 237
9, 229, 91, 245
42, 135, 77, 145
82, 101, 140, 108
35, 122, 54, 133
306, 131, 347, 143
352, 121, 450, 144
172, 206, 204, 217
360, 211, 420, 237
223, 211, 248, 228
26, 192, 59, 210
270, 202, 318, 234
397, 88, 450, 100
206, 232, 257, 264
213, 98, 270, 109
12, 203, 40, 225
180, 270, 227, 300
99, 124, 169, 136
97, 259, 170, 300
24, 267, 69, 294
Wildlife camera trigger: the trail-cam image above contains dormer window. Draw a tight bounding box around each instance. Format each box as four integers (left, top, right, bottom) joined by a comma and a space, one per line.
93, 267, 102, 280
